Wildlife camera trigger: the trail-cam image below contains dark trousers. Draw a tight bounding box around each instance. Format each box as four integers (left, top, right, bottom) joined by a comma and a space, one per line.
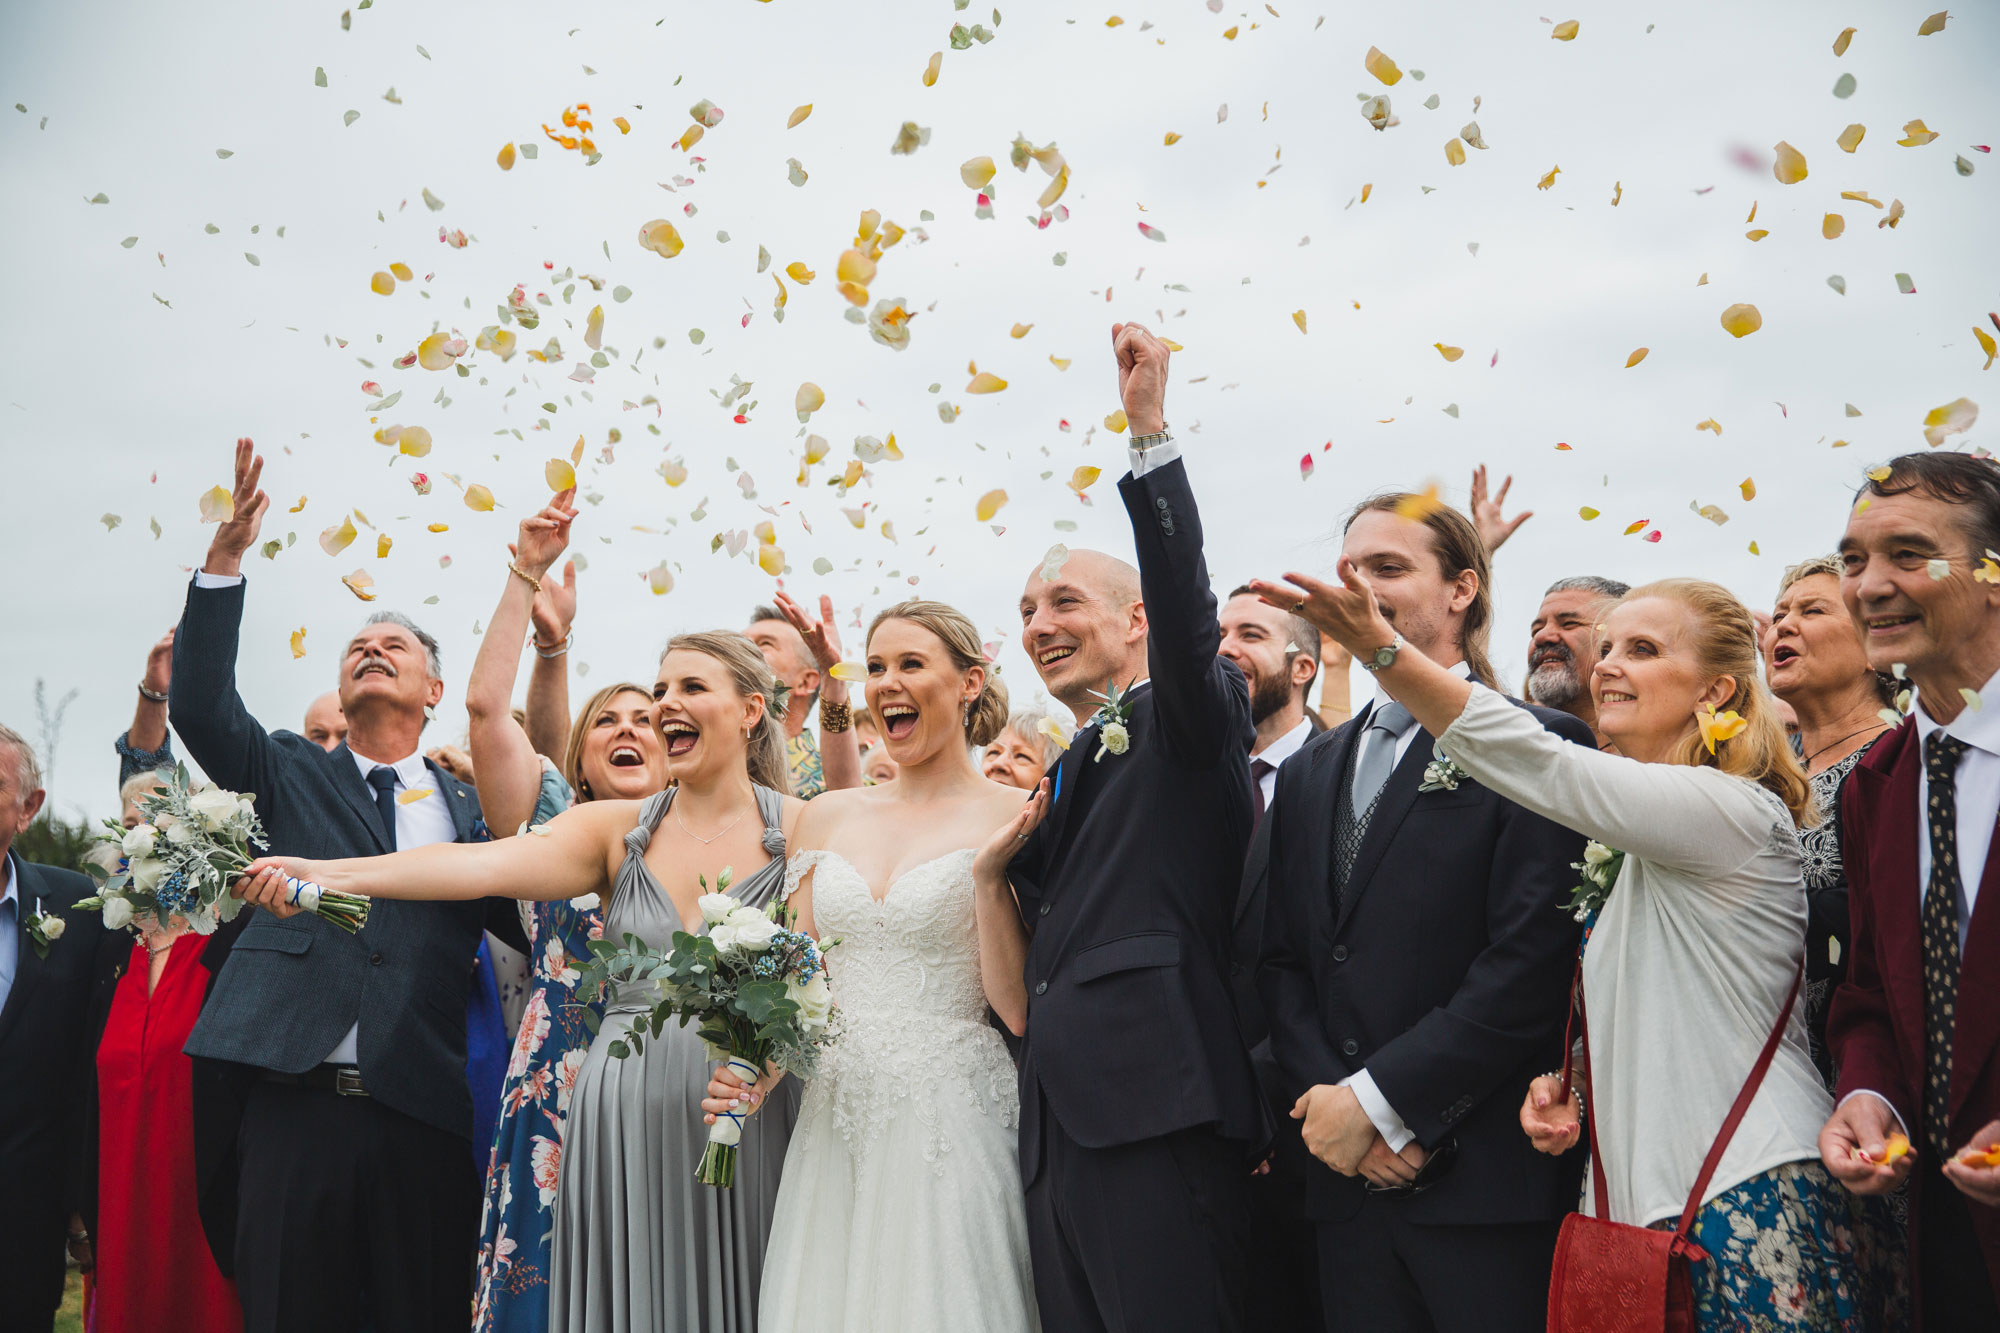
235, 1080, 477, 1333
1026, 1095, 1251, 1333
0, 1208, 64, 1333
1315, 1204, 1559, 1333
1246, 1124, 1322, 1329
1919, 1156, 2000, 1332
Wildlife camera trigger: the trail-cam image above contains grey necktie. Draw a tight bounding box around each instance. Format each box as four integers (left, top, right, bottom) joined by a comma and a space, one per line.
1349, 702, 1414, 814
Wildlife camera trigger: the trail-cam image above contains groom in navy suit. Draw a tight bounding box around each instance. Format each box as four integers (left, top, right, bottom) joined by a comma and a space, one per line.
1008, 324, 1266, 1332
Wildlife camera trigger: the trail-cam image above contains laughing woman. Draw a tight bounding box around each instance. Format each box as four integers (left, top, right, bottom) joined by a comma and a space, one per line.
235, 630, 806, 1333
1257, 568, 1905, 1330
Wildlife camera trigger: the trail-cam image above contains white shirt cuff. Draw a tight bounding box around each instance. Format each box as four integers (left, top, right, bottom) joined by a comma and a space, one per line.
193, 570, 244, 589
1341, 1069, 1416, 1153
1836, 1089, 1910, 1138
1127, 438, 1181, 477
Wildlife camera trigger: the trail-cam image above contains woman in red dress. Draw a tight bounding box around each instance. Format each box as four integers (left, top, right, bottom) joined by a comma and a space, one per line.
91, 916, 242, 1333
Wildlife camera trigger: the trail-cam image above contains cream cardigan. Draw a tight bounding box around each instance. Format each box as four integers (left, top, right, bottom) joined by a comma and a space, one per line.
1440, 685, 1832, 1226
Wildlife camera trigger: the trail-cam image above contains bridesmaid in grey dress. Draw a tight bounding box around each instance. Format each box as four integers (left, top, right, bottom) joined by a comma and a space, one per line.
550, 784, 803, 1333
230, 629, 809, 1332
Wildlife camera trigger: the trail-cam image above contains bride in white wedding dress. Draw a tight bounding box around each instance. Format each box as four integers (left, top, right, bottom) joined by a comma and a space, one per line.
703, 598, 1047, 1333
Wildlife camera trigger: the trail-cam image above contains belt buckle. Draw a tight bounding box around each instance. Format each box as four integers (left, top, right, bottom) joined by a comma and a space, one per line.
333, 1068, 368, 1097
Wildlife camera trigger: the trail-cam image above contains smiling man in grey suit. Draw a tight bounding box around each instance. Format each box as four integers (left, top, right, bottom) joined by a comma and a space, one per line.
174, 438, 524, 1333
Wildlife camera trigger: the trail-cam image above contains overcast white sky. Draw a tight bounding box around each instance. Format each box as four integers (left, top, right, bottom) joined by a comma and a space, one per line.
3, 0, 1995, 820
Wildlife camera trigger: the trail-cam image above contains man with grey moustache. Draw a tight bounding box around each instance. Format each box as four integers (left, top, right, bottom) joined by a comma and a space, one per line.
1524, 576, 1629, 750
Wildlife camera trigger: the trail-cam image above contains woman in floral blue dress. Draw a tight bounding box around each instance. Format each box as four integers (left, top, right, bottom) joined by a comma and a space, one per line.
466, 491, 667, 1333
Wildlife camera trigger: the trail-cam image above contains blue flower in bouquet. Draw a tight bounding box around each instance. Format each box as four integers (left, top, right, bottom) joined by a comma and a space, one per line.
154, 870, 200, 918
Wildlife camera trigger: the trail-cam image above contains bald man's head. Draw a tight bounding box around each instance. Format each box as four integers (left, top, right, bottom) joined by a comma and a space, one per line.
1020, 546, 1149, 718
302, 691, 348, 752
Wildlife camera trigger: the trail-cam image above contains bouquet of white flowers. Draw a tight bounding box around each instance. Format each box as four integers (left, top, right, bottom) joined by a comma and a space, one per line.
81, 765, 371, 934
583, 868, 837, 1187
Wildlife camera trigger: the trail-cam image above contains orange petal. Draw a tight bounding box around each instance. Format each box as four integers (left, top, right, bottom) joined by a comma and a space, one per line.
370, 271, 396, 295
497, 142, 517, 170
966, 371, 1008, 394
975, 489, 1008, 521
1773, 141, 1808, 184
1625, 347, 1649, 368
1363, 46, 1403, 86
1720, 304, 1763, 338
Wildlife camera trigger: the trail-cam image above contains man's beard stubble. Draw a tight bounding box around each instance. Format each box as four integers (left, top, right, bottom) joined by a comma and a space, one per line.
1526, 653, 1583, 709
1248, 664, 1297, 726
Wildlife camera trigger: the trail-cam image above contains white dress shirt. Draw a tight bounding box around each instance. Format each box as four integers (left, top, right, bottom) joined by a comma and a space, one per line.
1252, 718, 1312, 809
1345, 661, 1473, 1153
1911, 670, 2000, 935
1127, 437, 1180, 478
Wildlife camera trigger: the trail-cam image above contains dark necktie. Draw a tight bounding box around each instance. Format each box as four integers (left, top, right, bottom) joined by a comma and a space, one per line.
1250, 758, 1276, 830
366, 765, 400, 852
1922, 731, 1970, 1158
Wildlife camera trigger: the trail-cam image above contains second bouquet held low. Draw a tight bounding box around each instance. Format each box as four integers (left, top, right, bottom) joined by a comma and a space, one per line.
583, 868, 838, 1187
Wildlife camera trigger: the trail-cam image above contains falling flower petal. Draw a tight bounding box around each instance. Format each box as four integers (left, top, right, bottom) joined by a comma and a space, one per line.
795, 382, 824, 419
837, 249, 876, 285
1896, 273, 1917, 295
1626, 347, 1649, 368
1291, 310, 1308, 334
1824, 213, 1845, 239
291, 628, 307, 659
584, 305, 604, 350
1833, 27, 1856, 56
398, 426, 433, 458
757, 545, 785, 576
1299, 453, 1316, 481
1360, 96, 1392, 131
1696, 418, 1723, 435
975, 489, 1008, 521
1137, 221, 1167, 242
967, 371, 1008, 394
1918, 11, 1948, 36
497, 142, 516, 170
320, 515, 358, 556
465, 484, 496, 512
1773, 141, 1808, 184
644, 562, 673, 595
1837, 124, 1866, 153
389, 262, 414, 282
1364, 46, 1403, 85
1720, 304, 1763, 338
197, 485, 235, 524
787, 103, 812, 128
960, 155, 996, 190
1551, 19, 1579, 40
1434, 343, 1464, 362
1037, 717, 1071, 751
342, 569, 377, 602
787, 158, 808, 186
827, 661, 866, 683
1163, 131, 1181, 146
785, 261, 815, 284
1579, 506, 1600, 520
1537, 164, 1562, 190
1444, 138, 1466, 167
370, 270, 396, 295
1829, 275, 1847, 295
1898, 119, 1938, 147
923, 51, 943, 86
545, 459, 576, 492
1069, 466, 1102, 494
376, 533, 393, 558
1923, 397, 1979, 447
1625, 519, 1651, 535
638, 219, 684, 258
1975, 326, 1997, 370
417, 332, 466, 371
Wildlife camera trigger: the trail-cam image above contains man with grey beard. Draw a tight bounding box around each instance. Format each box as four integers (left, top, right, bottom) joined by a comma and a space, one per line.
1523, 576, 1628, 749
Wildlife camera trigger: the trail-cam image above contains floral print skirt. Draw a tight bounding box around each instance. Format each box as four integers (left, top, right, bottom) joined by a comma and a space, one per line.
1648, 1159, 1908, 1331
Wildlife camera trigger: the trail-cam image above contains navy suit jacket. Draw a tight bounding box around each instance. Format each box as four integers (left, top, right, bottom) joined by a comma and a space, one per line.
1258, 695, 1589, 1224
1010, 458, 1266, 1181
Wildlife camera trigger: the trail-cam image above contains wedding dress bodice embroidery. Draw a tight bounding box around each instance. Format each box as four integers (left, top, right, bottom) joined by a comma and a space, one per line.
784, 848, 1018, 1173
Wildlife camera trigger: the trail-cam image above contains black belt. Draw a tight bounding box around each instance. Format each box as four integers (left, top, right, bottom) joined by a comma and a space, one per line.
261, 1065, 369, 1097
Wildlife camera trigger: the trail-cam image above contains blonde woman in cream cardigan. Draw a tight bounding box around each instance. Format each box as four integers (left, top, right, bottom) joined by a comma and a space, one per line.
1250, 568, 1905, 1330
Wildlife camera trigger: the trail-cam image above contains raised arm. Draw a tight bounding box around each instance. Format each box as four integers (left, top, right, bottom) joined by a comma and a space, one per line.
237, 796, 629, 908
523, 545, 577, 766
773, 591, 861, 793
169, 439, 278, 797
469, 492, 578, 837
118, 628, 178, 784
971, 781, 1046, 1036
1111, 322, 1251, 764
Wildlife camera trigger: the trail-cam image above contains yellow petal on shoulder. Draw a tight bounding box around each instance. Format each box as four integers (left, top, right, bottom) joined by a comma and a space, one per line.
1833, 26, 1855, 56
1037, 716, 1071, 751
967, 371, 1008, 394
198, 485, 235, 524
1773, 141, 1808, 184
319, 515, 358, 555
290, 628, 307, 659
795, 382, 825, 419
960, 156, 996, 190
1551, 19, 1580, 40
545, 459, 576, 492
341, 569, 378, 602
1898, 119, 1938, 147
787, 104, 813, 129
370, 270, 396, 295
1364, 46, 1403, 86
757, 544, 785, 577
1719, 303, 1763, 338
1837, 123, 1865, 153
1434, 342, 1464, 362
1625, 347, 1649, 368
1105, 408, 1128, 433
975, 489, 1008, 521
1069, 466, 1103, 493
465, 484, 496, 512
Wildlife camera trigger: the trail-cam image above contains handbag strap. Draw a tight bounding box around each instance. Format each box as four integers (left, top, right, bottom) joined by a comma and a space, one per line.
1569, 961, 1614, 1220
1668, 963, 1803, 1243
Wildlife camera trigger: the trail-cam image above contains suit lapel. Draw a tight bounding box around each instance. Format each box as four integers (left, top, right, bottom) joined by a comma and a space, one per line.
1334, 728, 1435, 937
1041, 720, 1098, 857
1309, 714, 1364, 936
1235, 813, 1272, 928
1853, 740, 1926, 1087
0, 860, 49, 1048
426, 758, 479, 843
330, 744, 392, 854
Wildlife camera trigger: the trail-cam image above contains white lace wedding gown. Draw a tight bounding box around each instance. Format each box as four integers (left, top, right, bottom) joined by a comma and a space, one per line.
758, 848, 1040, 1332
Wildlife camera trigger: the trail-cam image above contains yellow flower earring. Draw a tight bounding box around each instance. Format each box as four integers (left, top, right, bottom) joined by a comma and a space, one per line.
1696, 702, 1749, 755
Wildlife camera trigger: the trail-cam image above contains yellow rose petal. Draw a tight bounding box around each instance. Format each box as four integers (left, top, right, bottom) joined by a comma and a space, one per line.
960, 155, 996, 190
1720, 303, 1763, 338
341, 569, 377, 602
319, 515, 357, 555
1010, 323, 1034, 339
1626, 347, 1649, 368
1833, 27, 1855, 56
545, 459, 576, 492
757, 545, 785, 577
975, 489, 1008, 521
785, 261, 815, 284
1579, 506, 1600, 520
370, 270, 396, 295
1837, 123, 1865, 153
497, 142, 517, 170
1105, 408, 1128, 433
584, 304, 603, 351
1824, 213, 1845, 239
465, 484, 496, 512
1292, 310, 1308, 334
1923, 397, 1979, 448
1445, 137, 1466, 167
389, 262, 414, 282
647, 562, 674, 595
1551, 19, 1580, 40
1163, 131, 1181, 146
1975, 326, 1997, 371
923, 51, 942, 87
638, 219, 684, 258
427, 523, 449, 533
836, 249, 876, 285
1069, 466, 1102, 494
376, 533, 393, 558
1434, 343, 1464, 362
828, 661, 866, 682
1773, 141, 1808, 184
967, 371, 1008, 394
787, 104, 812, 129
1537, 164, 1562, 190
1898, 119, 1938, 147
417, 332, 461, 371
795, 382, 824, 419
1037, 716, 1071, 751
1917, 11, 1947, 36
1364, 46, 1403, 86
197, 485, 235, 524
290, 628, 307, 659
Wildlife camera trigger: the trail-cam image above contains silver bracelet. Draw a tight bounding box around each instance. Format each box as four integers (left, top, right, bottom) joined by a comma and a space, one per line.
137, 681, 168, 703
533, 630, 574, 660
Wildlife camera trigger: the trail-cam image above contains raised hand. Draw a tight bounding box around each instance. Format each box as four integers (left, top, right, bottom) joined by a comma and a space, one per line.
1469, 464, 1532, 555
203, 437, 271, 577
142, 628, 176, 698
973, 779, 1050, 886
774, 590, 845, 674
511, 488, 577, 579
1520, 1074, 1582, 1155
1248, 560, 1395, 663
1110, 322, 1170, 436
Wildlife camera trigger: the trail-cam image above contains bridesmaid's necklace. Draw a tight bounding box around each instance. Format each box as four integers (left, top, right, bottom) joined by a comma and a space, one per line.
675, 805, 746, 845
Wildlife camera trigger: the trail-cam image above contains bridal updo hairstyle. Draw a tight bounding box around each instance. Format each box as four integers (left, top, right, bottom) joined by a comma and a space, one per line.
866, 600, 1011, 749
1616, 578, 1815, 828
659, 630, 793, 796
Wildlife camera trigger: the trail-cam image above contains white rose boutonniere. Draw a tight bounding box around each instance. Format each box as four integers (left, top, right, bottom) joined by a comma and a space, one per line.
25, 901, 64, 959
1418, 744, 1471, 793
1086, 678, 1139, 764
1563, 841, 1627, 923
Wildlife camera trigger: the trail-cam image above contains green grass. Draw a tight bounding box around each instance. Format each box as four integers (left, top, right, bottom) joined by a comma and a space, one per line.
56, 1272, 83, 1333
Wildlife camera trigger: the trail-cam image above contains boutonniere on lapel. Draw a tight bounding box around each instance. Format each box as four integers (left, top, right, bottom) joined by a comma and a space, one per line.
1417, 744, 1470, 793
1086, 678, 1138, 764
1563, 841, 1627, 923
25, 899, 67, 960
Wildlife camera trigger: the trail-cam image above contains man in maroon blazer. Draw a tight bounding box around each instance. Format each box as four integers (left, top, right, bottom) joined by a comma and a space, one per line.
1821, 450, 2000, 1329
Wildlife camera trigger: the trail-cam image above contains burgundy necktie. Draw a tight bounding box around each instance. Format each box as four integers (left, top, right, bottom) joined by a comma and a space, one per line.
1250, 758, 1276, 831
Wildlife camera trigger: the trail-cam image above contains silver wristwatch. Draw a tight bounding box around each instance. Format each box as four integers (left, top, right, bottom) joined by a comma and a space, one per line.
1130, 420, 1172, 451
1361, 632, 1405, 673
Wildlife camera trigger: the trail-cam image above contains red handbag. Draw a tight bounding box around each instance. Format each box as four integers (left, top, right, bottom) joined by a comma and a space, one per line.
1545, 962, 1803, 1333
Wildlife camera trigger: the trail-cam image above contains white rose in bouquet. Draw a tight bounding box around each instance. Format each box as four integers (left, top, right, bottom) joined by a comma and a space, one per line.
793, 972, 832, 1030
121, 824, 159, 859
189, 786, 245, 833
129, 857, 167, 893
697, 893, 739, 926
164, 819, 197, 846
717, 907, 781, 952
102, 896, 134, 930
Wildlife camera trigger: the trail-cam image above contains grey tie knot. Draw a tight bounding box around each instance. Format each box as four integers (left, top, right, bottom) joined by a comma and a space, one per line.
1369, 702, 1415, 742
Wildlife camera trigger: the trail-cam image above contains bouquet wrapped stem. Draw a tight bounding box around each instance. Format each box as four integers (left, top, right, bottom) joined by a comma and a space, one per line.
697, 1056, 766, 1188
